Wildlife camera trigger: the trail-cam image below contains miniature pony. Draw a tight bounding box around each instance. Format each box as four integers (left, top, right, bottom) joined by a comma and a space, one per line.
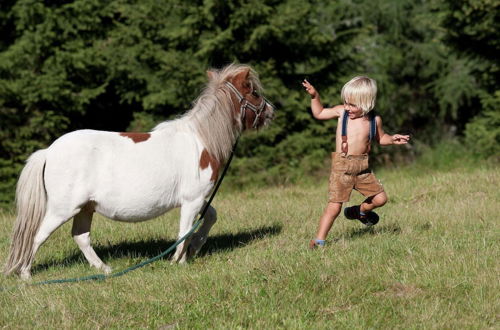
5, 63, 274, 279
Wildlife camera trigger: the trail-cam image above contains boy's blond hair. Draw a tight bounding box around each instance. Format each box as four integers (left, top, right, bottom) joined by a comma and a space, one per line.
341, 76, 377, 115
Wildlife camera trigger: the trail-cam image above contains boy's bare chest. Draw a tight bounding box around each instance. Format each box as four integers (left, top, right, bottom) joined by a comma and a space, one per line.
340, 118, 370, 140
347, 118, 370, 135
335, 117, 371, 153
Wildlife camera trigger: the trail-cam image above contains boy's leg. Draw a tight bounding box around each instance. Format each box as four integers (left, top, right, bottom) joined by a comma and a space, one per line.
344, 192, 387, 226
360, 191, 387, 213
315, 202, 343, 240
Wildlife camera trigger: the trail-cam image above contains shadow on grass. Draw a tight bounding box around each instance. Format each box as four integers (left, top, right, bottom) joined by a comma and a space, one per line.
198, 224, 282, 257
341, 222, 402, 240
32, 224, 282, 274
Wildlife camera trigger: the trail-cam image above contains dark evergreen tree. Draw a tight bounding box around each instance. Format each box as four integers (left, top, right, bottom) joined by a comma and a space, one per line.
0, 0, 497, 207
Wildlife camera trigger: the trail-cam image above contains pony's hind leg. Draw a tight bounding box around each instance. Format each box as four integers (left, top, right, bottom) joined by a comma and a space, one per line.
72, 206, 111, 274
172, 198, 205, 264
188, 203, 217, 258
19, 210, 72, 280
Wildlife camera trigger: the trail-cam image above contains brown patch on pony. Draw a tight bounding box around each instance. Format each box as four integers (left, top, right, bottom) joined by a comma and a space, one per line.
119, 132, 151, 143
199, 149, 219, 181
244, 108, 257, 130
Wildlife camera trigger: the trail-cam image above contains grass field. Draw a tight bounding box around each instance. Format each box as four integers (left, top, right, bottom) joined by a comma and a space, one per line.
0, 162, 498, 328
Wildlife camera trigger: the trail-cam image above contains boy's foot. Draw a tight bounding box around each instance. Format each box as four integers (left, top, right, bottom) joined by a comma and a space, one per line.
309, 239, 325, 249
344, 205, 379, 226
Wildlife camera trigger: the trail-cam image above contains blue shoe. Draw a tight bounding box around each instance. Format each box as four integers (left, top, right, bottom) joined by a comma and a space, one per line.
309, 239, 325, 249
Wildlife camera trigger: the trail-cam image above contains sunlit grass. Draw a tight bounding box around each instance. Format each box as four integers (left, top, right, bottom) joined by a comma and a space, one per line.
0, 164, 498, 328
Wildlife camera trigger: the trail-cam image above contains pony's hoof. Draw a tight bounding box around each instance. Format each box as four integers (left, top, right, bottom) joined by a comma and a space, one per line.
187, 244, 197, 259
188, 234, 206, 258
101, 265, 112, 275
171, 253, 187, 264
20, 271, 32, 281
170, 254, 181, 264
170, 259, 187, 265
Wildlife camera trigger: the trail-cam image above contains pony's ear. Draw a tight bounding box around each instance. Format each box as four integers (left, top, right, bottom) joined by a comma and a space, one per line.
206, 70, 216, 80
232, 68, 250, 86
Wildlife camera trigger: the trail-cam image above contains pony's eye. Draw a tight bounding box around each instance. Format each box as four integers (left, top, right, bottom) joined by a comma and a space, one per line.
252, 90, 260, 97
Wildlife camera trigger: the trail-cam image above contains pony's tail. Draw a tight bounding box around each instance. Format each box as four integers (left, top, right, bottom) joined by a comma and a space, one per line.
4, 150, 47, 276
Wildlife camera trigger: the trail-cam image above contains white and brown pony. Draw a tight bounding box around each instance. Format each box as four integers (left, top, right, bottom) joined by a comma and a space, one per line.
4, 63, 274, 279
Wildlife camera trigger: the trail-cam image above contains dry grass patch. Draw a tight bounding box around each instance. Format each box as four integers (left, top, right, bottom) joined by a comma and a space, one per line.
374, 283, 423, 298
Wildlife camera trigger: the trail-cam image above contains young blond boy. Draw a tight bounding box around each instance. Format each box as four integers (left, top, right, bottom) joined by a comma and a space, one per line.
302, 76, 410, 248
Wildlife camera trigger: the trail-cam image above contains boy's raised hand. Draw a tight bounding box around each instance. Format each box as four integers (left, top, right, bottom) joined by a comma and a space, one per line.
392, 134, 411, 144
302, 79, 318, 98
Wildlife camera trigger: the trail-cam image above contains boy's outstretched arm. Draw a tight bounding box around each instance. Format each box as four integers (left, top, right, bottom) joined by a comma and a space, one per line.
375, 116, 411, 145
302, 79, 342, 120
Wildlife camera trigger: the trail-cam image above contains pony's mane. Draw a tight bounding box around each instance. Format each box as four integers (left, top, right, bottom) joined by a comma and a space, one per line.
154, 63, 263, 163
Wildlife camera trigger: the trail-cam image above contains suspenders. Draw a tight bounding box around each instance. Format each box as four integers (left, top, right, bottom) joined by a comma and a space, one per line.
341, 110, 377, 155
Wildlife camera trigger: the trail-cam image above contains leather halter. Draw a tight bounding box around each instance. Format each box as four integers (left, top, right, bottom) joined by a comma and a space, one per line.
225, 81, 267, 129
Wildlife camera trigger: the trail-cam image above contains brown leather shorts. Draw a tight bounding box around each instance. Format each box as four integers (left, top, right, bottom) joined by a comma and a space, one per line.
328, 152, 384, 203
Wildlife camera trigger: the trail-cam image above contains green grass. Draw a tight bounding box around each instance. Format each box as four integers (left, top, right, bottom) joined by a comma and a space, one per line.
0, 162, 498, 328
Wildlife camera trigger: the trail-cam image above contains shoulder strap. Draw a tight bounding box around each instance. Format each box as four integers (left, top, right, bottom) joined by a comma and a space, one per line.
341, 110, 349, 137
341, 110, 348, 154
369, 112, 377, 141
341, 110, 376, 155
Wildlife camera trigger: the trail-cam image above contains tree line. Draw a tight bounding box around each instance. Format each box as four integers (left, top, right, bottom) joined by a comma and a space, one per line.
0, 0, 498, 208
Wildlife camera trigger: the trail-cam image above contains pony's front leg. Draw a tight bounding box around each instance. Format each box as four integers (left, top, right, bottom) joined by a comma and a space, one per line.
187, 203, 217, 258
172, 198, 205, 263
